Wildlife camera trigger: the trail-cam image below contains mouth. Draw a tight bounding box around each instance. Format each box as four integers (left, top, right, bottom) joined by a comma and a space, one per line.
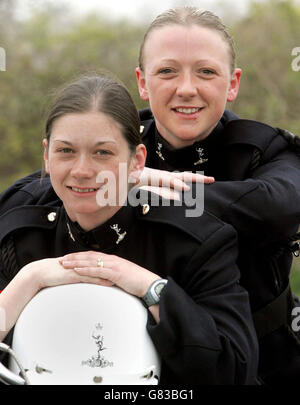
67, 186, 101, 194
172, 107, 204, 117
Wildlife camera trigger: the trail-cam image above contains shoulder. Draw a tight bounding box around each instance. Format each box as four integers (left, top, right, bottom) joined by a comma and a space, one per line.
135, 188, 237, 246
0, 204, 61, 246
0, 170, 60, 216
224, 118, 299, 159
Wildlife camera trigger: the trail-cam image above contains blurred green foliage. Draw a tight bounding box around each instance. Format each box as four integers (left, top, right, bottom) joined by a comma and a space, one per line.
0, 0, 299, 292
0, 0, 299, 189
291, 257, 300, 298
230, 0, 300, 134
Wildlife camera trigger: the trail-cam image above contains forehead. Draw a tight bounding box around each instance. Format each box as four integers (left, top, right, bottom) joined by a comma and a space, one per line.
50, 111, 123, 141
143, 24, 230, 68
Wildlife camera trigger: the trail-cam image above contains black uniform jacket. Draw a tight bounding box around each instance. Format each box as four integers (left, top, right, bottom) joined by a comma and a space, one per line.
140, 108, 300, 383
0, 186, 259, 385
0, 109, 299, 383
140, 108, 300, 301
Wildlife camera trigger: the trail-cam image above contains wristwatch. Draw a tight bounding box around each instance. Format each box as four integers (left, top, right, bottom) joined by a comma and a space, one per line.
141, 279, 168, 308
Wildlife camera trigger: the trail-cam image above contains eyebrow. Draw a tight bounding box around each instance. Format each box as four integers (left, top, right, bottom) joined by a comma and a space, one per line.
159, 58, 219, 65
158, 59, 178, 64
52, 140, 117, 146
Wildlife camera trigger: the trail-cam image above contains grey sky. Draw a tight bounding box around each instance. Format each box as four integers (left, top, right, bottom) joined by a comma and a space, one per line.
16, 0, 254, 21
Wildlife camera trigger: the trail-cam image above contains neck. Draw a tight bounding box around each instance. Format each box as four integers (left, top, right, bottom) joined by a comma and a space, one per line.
66, 204, 124, 231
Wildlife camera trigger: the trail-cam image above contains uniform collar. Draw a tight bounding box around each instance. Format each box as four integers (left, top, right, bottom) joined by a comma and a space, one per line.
65, 203, 135, 253
153, 121, 224, 171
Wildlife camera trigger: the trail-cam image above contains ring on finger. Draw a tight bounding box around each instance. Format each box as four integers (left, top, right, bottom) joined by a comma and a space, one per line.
97, 258, 104, 268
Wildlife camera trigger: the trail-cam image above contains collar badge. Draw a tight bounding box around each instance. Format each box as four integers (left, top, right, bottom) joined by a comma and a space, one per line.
66, 222, 76, 242
156, 142, 165, 161
110, 224, 127, 245
194, 147, 208, 166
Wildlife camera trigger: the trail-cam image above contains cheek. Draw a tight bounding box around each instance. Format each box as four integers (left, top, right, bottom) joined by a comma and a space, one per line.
147, 77, 166, 95
148, 88, 165, 113
200, 80, 219, 95
45, 154, 56, 174
47, 158, 68, 180
101, 161, 124, 184
205, 82, 229, 108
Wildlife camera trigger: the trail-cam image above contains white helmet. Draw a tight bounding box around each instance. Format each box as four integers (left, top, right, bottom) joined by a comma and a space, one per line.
6, 284, 161, 385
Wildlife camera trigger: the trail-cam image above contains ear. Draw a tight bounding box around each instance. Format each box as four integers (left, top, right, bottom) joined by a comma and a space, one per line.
43, 138, 50, 174
129, 144, 147, 184
227, 68, 242, 102
135, 67, 149, 101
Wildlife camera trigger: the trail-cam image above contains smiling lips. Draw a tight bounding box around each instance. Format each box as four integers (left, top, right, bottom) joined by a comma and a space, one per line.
173, 107, 203, 116
68, 186, 100, 194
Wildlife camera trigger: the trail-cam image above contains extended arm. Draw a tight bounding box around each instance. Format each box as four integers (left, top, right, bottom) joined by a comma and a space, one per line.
204, 148, 300, 245
0, 257, 114, 342
147, 223, 259, 384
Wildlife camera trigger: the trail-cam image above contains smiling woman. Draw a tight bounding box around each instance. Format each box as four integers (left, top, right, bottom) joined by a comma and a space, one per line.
133, 6, 300, 385
136, 9, 241, 148
43, 76, 146, 230
137, 24, 240, 148
0, 74, 259, 385
43, 111, 142, 230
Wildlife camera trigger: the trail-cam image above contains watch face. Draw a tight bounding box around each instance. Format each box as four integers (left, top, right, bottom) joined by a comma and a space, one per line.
154, 282, 166, 297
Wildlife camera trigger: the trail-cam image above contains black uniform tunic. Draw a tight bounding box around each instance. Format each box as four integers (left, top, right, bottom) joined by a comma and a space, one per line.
0, 108, 299, 383
0, 189, 258, 385
141, 111, 300, 306
140, 108, 300, 383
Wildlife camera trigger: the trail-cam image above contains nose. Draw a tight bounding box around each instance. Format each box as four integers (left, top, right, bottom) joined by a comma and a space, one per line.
70, 154, 94, 179
176, 72, 198, 99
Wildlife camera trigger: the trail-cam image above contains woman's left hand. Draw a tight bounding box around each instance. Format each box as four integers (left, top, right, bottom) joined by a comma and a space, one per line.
59, 251, 160, 298
133, 167, 215, 201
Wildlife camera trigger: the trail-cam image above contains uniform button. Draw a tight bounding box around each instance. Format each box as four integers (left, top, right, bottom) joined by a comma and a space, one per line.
47, 212, 57, 222
142, 204, 150, 215
140, 125, 144, 134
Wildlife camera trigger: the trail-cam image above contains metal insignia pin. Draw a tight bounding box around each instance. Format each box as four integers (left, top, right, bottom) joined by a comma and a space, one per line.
156, 142, 165, 161
67, 222, 76, 242
194, 147, 208, 166
47, 212, 56, 222
142, 204, 150, 215
110, 224, 127, 245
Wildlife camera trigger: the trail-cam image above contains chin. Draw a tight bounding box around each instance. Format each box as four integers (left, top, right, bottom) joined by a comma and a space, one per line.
66, 203, 101, 217
173, 131, 205, 145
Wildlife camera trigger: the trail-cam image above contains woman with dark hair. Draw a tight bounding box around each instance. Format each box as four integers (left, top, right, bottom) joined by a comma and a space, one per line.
0, 74, 258, 384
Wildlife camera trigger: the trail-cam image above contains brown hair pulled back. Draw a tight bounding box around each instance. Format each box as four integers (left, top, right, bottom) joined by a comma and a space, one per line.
139, 6, 236, 74
45, 75, 141, 153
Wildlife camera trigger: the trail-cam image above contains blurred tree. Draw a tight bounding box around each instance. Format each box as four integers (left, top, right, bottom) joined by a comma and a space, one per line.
0, 0, 299, 191
0, 4, 145, 190
229, 0, 300, 135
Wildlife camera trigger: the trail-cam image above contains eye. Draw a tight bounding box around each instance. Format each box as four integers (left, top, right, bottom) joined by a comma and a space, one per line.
58, 148, 73, 154
95, 149, 112, 156
157, 67, 176, 75
198, 68, 216, 76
